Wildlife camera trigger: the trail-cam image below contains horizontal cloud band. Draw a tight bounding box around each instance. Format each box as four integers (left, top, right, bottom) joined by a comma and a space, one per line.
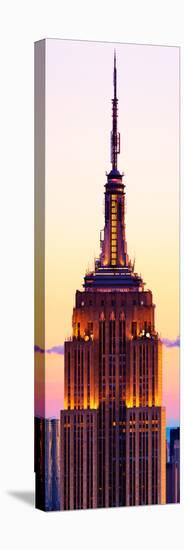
35, 337, 180, 355
34, 345, 64, 355
161, 337, 180, 348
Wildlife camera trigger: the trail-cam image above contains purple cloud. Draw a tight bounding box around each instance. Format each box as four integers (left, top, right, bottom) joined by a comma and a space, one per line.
34, 345, 44, 354
161, 337, 180, 348
35, 337, 180, 355
46, 345, 64, 355
34, 344, 64, 355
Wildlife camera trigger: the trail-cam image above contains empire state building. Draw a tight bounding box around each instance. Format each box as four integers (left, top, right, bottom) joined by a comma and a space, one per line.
60, 52, 166, 510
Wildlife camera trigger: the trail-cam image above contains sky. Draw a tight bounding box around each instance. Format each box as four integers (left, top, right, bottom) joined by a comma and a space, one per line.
35, 39, 179, 426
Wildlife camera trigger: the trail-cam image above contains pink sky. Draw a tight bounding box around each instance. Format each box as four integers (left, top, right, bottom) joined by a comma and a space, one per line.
35, 39, 179, 426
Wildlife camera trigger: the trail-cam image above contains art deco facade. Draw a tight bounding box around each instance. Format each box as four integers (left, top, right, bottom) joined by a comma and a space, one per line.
60, 53, 166, 510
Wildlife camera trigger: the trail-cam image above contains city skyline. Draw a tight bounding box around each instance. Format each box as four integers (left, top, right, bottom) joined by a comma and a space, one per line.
35, 39, 179, 428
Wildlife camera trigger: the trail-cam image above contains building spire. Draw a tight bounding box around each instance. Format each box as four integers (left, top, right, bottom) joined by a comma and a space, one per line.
114, 49, 117, 99
111, 49, 120, 171
84, 53, 144, 288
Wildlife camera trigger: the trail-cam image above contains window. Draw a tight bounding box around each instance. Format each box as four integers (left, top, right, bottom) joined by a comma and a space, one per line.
131, 321, 137, 338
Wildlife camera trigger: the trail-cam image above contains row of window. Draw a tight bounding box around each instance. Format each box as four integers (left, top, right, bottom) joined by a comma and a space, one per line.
79, 298, 145, 307
111, 196, 118, 265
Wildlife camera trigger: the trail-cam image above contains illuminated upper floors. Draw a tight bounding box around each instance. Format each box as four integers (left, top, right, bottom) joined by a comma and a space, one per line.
64, 334, 162, 411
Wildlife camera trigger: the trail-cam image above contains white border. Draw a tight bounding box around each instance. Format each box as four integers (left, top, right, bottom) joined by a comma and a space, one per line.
0, 2, 183, 549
